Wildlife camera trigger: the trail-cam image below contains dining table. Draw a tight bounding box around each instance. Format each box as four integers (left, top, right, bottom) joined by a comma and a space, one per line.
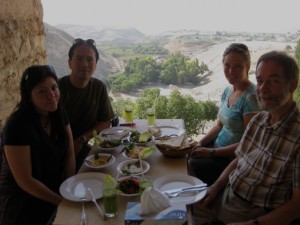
52, 119, 195, 225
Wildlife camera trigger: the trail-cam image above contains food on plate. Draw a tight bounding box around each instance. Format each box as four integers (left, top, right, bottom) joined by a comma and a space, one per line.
85, 153, 112, 166
99, 139, 122, 148
101, 129, 130, 140
118, 177, 140, 195
122, 144, 155, 159
148, 127, 161, 137
130, 130, 152, 143
121, 161, 143, 175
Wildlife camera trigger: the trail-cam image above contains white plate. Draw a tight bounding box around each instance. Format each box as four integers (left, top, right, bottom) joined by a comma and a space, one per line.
150, 126, 185, 138
117, 159, 150, 176
117, 176, 141, 197
99, 127, 131, 141
153, 174, 206, 205
84, 153, 115, 169
122, 145, 156, 160
59, 172, 105, 202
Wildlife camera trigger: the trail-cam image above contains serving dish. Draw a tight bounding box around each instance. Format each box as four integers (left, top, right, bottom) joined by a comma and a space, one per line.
117, 159, 150, 176
117, 176, 141, 197
84, 153, 115, 169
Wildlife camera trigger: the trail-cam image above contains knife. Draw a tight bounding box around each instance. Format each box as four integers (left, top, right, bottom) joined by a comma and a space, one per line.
163, 183, 207, 194
86, 188, 106, 220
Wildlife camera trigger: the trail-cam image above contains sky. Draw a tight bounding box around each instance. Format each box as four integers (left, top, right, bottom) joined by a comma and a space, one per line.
42, 0, 300, 35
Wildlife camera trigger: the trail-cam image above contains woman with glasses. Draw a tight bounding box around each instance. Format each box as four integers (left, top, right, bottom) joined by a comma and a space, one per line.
0, 65, 75, 225
189, 43, 261, 185
59, 38, 114, 171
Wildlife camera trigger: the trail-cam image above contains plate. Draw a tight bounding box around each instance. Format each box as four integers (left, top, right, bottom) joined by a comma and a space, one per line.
129, 130, 153, 146
59, 172, 105, 202
122, 145, 156, 160
153, 174, 206, 205
117, 159, 150, 176
149, 126, 185, 139
117, 176, 141, 197
99, 127, 131, 141
84, 153, 115, 169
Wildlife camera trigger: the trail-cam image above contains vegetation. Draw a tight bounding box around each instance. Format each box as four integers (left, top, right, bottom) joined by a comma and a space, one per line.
111, 88, 218, 136
294, 39, 300, 106
108, 52, 209, 93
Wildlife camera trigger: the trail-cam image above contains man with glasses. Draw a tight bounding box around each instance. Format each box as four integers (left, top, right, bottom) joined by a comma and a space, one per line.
59, 38, 114, 171
194, 51, 300, 225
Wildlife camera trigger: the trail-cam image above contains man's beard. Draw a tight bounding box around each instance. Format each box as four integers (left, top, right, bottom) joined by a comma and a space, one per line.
257, 94, 290, 112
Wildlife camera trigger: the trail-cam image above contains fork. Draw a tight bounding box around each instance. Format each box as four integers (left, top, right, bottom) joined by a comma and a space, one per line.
80, 197, 87, 225
165, 187, 206, 198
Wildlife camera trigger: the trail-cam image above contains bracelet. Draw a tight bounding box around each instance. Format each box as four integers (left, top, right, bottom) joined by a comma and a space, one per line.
209, 147, 216, 156
252, 219, 261, 225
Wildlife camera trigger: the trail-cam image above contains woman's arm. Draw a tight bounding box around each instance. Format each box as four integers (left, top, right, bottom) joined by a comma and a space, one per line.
5, 145, 62, 205
198, 119, 223, 147
64, 124, 75, 178
193, 113, 258, 158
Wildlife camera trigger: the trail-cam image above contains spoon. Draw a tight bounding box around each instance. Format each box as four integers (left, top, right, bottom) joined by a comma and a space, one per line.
80, 197, 87, 225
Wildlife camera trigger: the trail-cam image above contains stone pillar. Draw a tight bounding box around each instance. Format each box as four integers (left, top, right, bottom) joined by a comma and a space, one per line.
0, 0, 46, 131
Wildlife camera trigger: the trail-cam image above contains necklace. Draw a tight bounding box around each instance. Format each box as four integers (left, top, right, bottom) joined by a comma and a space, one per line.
40, 115, 50, 132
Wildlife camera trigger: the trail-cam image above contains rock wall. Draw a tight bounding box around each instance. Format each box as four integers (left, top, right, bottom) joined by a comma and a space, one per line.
0, 0, 46, 131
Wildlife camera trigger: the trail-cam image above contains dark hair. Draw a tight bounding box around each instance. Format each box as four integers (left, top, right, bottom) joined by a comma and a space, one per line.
256, 51, 299, 83
68, 38, 99, 62
13, 65, 68, 148
223, 43, 251, 66
20, 65, 57, 110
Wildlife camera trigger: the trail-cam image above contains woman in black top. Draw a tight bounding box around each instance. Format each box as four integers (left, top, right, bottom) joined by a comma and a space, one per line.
0, 65, 75, 225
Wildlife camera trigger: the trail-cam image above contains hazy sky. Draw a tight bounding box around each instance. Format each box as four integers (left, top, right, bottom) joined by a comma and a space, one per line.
42, 0, 300, 35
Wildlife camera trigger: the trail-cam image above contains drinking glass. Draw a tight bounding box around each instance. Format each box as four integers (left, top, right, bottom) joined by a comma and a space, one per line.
102, 187, 118, 218
124, 105, 134, 123
146, 108, 155, 126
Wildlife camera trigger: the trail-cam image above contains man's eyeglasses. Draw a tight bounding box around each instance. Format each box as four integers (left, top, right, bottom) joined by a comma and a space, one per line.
73, 38, 96, 46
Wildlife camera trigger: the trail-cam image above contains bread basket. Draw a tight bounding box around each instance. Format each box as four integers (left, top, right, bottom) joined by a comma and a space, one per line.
155, 135, 197, 158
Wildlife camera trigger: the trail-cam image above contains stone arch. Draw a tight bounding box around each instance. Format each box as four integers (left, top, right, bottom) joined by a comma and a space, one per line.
0, 0, 46, 131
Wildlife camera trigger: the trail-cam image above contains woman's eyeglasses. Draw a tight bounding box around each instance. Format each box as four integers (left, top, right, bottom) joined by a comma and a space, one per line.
73, 38, 96, 46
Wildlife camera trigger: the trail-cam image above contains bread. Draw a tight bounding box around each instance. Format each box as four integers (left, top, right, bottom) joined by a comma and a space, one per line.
155, 133, 185, 150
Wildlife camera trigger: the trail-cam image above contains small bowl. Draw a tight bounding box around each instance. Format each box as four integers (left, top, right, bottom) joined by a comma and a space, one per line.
122, 145, 156, 160
84, 153, 115, 169
117, 176, 141, 197
129, 130, 153, 146
117, 159, 150, 176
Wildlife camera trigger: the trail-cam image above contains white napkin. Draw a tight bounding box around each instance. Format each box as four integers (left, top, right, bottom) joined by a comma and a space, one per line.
140, 187, 171, 216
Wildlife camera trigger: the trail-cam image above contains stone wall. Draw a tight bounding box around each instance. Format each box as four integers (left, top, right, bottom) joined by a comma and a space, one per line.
0, 0, 46, 131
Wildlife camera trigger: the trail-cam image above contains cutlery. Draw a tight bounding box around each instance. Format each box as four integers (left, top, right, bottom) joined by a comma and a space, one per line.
80, 197, 87, 225
163, 183, 207, 195
86, 188, 106, 220
165, 187, 207, 198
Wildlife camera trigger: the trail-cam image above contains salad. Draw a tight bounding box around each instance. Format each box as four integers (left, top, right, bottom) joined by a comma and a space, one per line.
118, 177, 140, 195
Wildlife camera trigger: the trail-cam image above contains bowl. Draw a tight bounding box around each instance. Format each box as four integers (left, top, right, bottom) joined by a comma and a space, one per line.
84, 153, 115, 169
122, 144, 156, 160
129, 130, 153, 146
117, 176, 141, 196
117, 159, 150, 176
